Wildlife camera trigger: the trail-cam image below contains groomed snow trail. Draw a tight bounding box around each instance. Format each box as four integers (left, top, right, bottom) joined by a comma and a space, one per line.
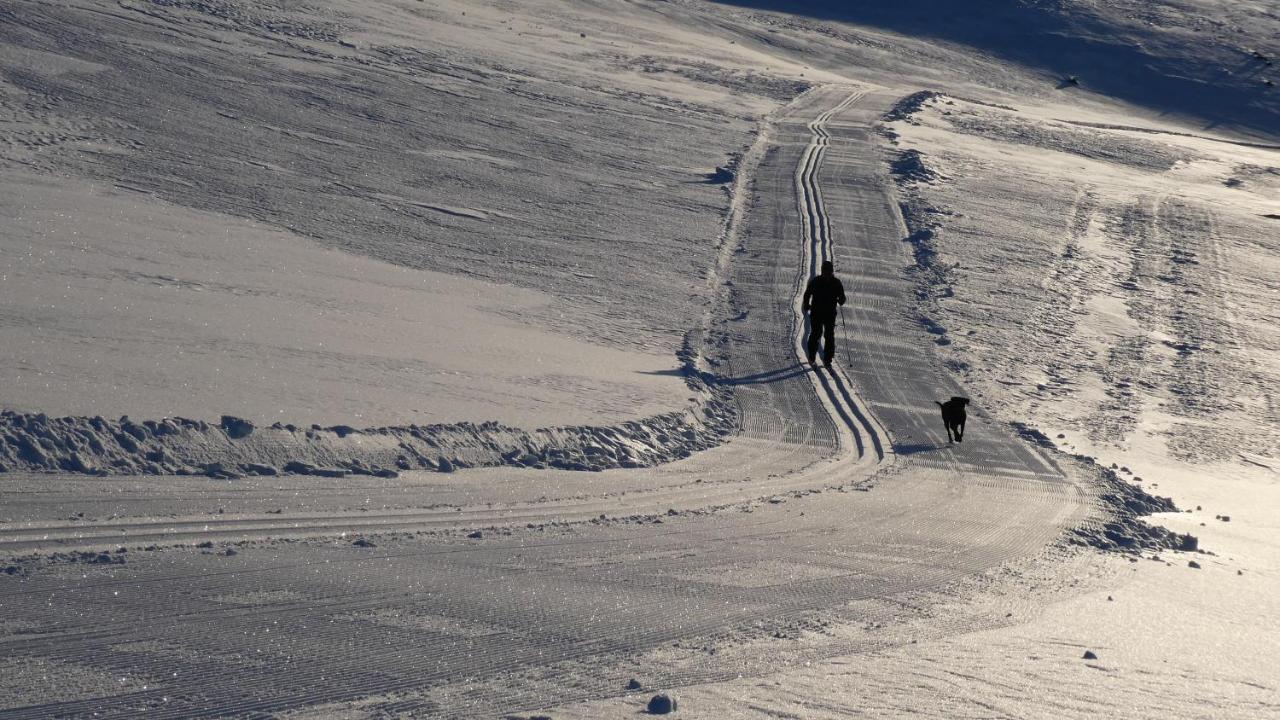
0, 89, 1090, 719
793, 88, 888, 462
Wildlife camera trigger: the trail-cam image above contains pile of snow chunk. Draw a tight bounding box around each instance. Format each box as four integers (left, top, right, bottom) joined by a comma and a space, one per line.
0, 386, 736, 478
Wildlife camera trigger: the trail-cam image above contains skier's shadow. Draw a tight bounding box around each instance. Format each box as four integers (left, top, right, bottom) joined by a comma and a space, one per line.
638, 366, 696, 378
893, 442, 946, 455
714, 363, 812, 386
637, 363, 812, 386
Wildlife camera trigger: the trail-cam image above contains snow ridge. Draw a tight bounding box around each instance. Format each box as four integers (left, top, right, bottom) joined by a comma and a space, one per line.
0, 395, 735, 478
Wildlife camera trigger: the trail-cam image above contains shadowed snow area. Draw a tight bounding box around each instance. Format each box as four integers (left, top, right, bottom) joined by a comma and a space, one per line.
1, 0, 1278, 719
716, 0, 1280, 137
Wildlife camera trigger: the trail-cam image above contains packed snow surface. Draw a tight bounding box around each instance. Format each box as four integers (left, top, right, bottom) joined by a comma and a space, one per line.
1, 0, 1278, 718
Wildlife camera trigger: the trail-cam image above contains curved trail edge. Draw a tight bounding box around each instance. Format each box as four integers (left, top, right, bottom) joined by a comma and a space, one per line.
0, 88, 1110, 720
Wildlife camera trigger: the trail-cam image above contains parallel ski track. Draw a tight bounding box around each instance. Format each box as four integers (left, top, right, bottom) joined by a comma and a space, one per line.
792, 88, 889, 464
0, 88, 1090, 719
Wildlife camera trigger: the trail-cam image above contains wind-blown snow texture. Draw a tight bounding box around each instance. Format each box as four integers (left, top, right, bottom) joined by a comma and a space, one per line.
716, 0, 1279, 136
0, 0, 779, 356
2, 1, 1278, 717
883, 93, 1231, 555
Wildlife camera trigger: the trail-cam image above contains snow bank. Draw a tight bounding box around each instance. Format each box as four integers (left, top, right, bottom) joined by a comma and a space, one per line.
0, 388, 736, 478
1008, 422, 1194, 553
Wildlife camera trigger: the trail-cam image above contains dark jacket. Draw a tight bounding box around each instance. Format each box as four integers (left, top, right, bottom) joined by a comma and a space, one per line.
803, 274, 846, 317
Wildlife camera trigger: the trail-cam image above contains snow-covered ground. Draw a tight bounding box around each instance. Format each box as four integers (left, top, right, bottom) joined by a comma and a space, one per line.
1, 0, 1277, 717
0, 169, 691, 427
1, 0, 794, 428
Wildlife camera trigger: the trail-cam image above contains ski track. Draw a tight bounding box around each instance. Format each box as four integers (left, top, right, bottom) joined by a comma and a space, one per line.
0, 89, 1091, 719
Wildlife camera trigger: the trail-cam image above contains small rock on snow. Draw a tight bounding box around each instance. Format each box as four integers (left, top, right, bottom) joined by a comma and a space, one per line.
647, 693, 677, 714
1082, 650, 1098, 660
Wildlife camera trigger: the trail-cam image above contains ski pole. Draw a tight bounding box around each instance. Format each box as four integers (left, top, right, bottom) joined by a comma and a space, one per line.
840, 304, 851, 367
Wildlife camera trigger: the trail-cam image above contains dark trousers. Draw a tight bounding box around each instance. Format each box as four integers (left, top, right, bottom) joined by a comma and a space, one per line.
807, 311, 836, 364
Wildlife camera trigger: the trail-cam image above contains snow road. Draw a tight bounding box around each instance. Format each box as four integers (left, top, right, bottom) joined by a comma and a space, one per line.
0, 89, 1090, 718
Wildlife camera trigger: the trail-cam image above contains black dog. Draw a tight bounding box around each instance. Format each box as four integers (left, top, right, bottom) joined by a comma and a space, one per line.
934, 397, 970, 443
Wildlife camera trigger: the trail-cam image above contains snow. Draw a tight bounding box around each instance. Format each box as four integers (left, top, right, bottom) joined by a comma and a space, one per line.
0, 170, 691, 428
1, 0, 1278, 717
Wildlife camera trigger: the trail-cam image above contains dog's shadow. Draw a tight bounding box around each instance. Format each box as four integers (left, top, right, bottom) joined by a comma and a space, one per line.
892, 442, 950, 455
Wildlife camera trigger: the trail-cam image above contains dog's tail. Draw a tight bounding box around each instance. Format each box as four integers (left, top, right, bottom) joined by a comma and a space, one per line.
934, 400, 944, 407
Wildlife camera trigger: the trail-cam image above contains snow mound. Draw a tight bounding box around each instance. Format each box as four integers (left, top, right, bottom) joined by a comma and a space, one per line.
1010, 423, 1195, 554
883, 90, 942, 123
0, 389, 736, 477
889, 149, 941, 185
1068, 462, 1194, 554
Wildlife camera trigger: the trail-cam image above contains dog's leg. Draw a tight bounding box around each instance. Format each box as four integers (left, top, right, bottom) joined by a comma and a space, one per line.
956, 418, 965, 443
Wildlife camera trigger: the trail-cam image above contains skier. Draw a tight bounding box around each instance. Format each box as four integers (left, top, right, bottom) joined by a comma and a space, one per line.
802, 260, 846, 368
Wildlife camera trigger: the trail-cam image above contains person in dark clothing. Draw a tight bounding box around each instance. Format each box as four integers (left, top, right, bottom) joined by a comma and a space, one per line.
802, 260, 846, 367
